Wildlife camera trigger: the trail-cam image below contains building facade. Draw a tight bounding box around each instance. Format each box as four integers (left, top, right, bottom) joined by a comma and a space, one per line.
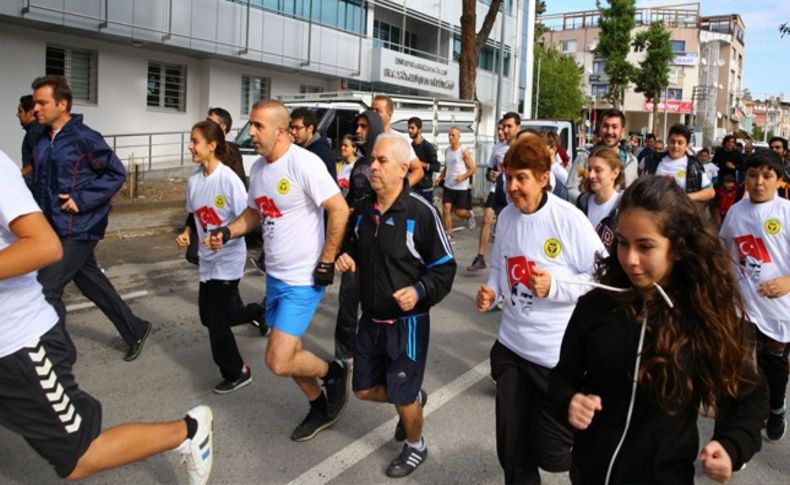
0, 0, 525, 166
539, 3, 745, 146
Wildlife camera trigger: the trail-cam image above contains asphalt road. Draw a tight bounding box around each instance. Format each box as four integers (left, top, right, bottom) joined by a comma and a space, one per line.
0, 227, 787, 484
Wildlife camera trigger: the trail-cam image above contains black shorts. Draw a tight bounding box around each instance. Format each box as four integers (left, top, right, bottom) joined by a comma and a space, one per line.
352, 313, 430, 405
442, 187, 469, 209
0, 323, 102, 478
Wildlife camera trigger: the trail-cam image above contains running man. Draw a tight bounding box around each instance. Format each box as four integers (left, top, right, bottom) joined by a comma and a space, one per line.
436, 127, 476, 241
0, 148, 213, 484
336, 134, 456, 477
208, 100, 351, 441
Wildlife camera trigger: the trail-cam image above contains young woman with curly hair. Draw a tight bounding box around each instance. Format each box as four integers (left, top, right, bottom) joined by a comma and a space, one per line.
549, 175, 767, 484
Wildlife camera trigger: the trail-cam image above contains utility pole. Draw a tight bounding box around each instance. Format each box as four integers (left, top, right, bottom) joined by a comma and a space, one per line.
494, 5, 506, 136
534, 51, 541, 119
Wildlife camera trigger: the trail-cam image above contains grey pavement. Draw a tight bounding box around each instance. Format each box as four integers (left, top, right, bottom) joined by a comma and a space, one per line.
0, 218, 788, 485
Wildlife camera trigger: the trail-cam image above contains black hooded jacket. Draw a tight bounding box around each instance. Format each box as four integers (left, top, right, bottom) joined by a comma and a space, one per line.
346, 110, 384, 205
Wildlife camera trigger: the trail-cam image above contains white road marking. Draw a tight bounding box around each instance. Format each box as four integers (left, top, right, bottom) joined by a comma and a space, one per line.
287, 360, 491, 485
65, 290, 149, 312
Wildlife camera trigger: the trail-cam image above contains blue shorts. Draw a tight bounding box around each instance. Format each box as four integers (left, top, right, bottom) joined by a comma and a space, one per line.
352, 313, 430, 405
264, 275, 324, 337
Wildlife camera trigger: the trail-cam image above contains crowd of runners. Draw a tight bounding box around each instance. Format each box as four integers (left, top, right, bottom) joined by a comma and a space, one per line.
2, 74, 789, 484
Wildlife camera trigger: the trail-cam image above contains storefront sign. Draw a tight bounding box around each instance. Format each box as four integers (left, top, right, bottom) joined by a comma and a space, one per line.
672, 52, 699, 66
644, 100, 693, 114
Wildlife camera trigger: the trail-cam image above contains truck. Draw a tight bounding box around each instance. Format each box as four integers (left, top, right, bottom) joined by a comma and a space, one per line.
234, 91, 479, 174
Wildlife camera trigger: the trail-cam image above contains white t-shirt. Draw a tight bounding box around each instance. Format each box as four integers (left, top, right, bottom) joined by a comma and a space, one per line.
720, 196, 790, 342
552, 155, 569, 187
0, 151, 58, 358
247, 144, 340, 286
487, 141, 509, 193
337, 161, 355, 197
486, 194, 607, 367
655, 155, 712, 191
186, 163, 248, 282
587, 191, 621, 229
444, 145, 470, 190
703, 162, 719, 184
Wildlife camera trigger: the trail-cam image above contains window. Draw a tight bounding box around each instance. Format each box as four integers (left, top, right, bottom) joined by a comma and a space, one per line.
671, 40, 685, 53
591, 84, 608, 98
373, 20, 401, 50
46, 45, 97, 104
241, 75, 270, 115
661, 88, 683, 101
592, 59, 606, 74
147, 62, 186, 111
561, 40, 577, 53
231, 0, 366, 35
299, 85, 324, 94
452, 35, 511, 77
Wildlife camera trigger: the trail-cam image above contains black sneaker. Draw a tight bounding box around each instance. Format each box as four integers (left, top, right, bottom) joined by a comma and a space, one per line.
385, 442, 428, 478
466, 255, 487, 272
324, 360, 349, 419
213, 365, 252, 394
767, 410, 786, 441
250, 308, 271, 337
290, 404, 338, 442
123, 320, 152, 362
394, 389, 427, 442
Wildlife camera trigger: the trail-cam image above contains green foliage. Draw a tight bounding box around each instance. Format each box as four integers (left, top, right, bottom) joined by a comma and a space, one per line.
632, 21, 673, 132
594, 0, 637, 108
534, 0, 548, 41
533, 45, 589, 121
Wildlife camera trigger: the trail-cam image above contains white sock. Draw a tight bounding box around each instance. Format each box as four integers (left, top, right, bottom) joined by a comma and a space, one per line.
406, 437, 425, 451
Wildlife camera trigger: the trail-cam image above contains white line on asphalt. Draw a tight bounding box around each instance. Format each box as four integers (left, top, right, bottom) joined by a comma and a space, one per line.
287, 359, 491, 485
65, 290, 149, 312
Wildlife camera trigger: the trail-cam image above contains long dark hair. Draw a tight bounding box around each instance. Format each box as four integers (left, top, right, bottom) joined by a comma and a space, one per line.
595, 176, 759, 415
193, 120, 234, 170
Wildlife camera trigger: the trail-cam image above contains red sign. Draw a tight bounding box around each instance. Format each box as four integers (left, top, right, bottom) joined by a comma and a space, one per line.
643, 100, 693, 114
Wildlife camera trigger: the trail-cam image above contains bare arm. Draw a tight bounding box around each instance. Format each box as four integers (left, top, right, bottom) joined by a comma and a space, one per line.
689, 187, 715, 202
0, 212, 63, 280
408, 158, 424, 188
461, 149, 476, 180
319, 192, 350, 263
227, 207, 262, 239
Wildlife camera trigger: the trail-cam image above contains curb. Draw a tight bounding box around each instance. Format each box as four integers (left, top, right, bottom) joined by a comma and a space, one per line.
104, 224, 178, 241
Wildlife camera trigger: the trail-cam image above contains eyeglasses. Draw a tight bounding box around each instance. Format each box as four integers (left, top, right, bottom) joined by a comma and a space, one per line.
289, 124, 305, 132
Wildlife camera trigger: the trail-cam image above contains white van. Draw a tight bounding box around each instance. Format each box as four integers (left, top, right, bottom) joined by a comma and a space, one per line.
234, 91, 479, 173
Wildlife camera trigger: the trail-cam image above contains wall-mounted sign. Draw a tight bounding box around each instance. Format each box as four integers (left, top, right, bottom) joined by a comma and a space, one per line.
372, 48, 459, 98
589, 73, 610, 84
672, 52, 699, 66
644, 100, 693, 114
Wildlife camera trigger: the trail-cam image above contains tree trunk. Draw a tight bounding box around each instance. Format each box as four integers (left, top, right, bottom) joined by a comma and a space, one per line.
652, 96, 660, 135
459, 0, 503, 100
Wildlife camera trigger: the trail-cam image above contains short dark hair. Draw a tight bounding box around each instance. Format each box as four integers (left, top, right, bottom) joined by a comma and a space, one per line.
722, 134, 736, 145
668, 123, 691, 144
407, 117, 422, 130
769, 136, 788, 151
598, 109, 626, 131
502, 111, 521, 126
290, 107, 318, 130
207, 107, 233, 134
31, 75, 72, 111
645, 133, 656, 142
698, 147, 710, 157
745, 150, 784, 178
19, 94, 34, 112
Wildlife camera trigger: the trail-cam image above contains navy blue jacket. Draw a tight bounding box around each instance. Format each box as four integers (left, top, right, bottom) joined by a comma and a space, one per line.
306, 133, 337, 181
32, 114, 126, 240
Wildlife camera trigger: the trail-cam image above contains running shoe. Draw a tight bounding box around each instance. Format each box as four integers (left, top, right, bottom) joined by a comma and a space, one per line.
176, 405, 213, 485
290, 403, 338, 442
767, 408, 786, 441
124, 320, 152, 362
446, 233, 455, 245
213, 366, 252, 394
250, 307, 271, 337
385, 442, 428, 478
394, 389, 427, 442
324, 360, 349, 419
466, 213, 476, 230
466, 255, 487, 272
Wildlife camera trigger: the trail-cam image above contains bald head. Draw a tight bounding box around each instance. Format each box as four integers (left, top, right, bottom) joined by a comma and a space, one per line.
252, 99, 289, 130
249, 99, 290, 159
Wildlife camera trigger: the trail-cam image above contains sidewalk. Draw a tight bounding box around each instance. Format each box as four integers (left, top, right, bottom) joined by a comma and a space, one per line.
106, 179, 187, 240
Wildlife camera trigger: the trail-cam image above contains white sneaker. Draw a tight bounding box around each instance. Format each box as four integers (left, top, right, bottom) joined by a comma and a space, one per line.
466, 213, 476, 230
176, 405, 213, 485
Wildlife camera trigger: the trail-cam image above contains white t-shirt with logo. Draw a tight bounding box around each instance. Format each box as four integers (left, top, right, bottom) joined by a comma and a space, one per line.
486, 194, 606, 367
186, 163, 248, 282
587, 191, 621, 229
444, 145, 470, 191
720, 196, 790, 342
337, 161, 355, 197
0, 151, 58, 358
655, 155, 712, 191
248, 144, 341, 286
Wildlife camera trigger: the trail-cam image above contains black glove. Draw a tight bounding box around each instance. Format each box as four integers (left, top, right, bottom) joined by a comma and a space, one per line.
313, 262, 334, 286
209, 226, 231, 244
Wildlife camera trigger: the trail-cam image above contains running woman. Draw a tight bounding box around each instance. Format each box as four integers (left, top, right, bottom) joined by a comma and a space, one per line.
576, 146, 625, 253
0, 149, 213, 484
176, 121, 266, 394
720, 150, 790, 442
550, 176, 767, 484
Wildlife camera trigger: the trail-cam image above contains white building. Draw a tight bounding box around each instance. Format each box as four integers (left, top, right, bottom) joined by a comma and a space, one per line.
0, 0, 525, 166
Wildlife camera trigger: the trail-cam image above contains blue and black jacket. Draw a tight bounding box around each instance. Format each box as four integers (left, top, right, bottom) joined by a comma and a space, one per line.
343, 182, 456, 320
31, 114, 126, 240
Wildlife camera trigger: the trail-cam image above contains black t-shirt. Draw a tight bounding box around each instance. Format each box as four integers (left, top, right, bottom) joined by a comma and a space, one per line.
712, 147, 743, 179
411, 138, 439, 192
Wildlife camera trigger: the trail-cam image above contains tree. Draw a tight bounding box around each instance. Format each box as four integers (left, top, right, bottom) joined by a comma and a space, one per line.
534, 0, 548, 42
459, 0, 503, 100
632, 21, 673, 134
532, 45, 589, 121
594, 0, 636, 109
